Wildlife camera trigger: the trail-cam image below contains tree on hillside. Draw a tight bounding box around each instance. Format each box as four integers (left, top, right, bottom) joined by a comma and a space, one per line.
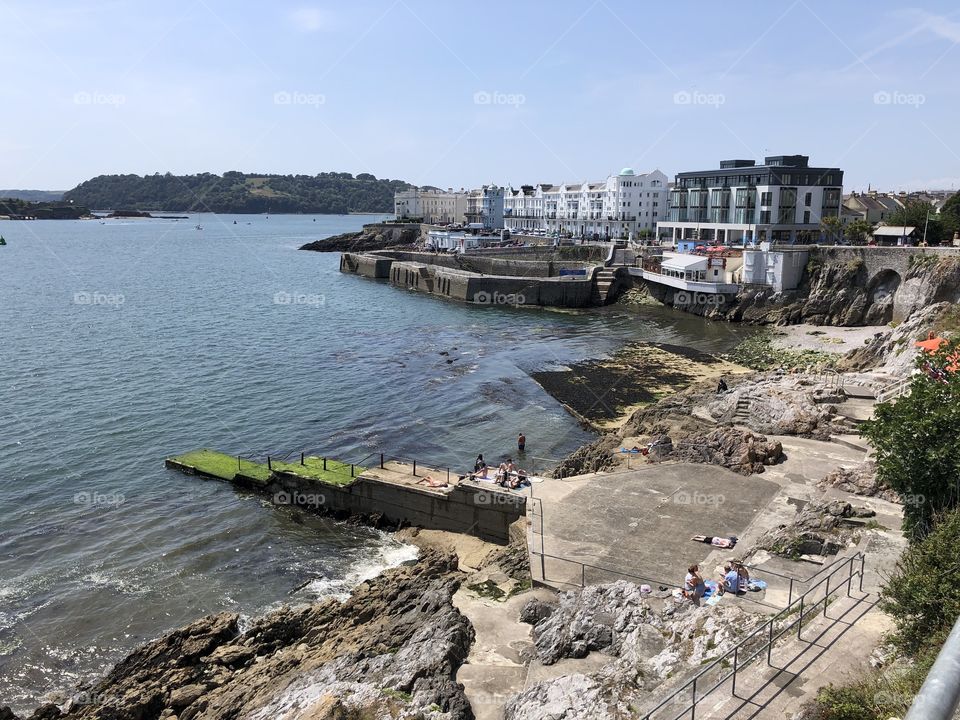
820, 215, 843, 244
843, 218, 873, 245
861, 341, 960, 541
886, 199, 958, 245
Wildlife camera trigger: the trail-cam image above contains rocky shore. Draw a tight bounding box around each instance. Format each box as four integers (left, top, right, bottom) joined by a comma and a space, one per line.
300, 222, 421, 253
4, 549, 475, 720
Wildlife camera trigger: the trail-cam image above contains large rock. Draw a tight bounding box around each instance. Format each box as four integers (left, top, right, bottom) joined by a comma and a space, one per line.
757, 499, 874, 558
666, 427, 783, 475
300, 223, 421, 253
817, 461, 900, 503
24, 550, 475, 720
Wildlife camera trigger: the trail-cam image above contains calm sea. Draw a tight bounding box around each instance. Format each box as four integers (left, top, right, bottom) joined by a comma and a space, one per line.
0, 213, 750, 712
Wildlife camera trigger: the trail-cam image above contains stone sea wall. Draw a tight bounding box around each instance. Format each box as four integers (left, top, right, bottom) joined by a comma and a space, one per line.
340, 250, 599, 308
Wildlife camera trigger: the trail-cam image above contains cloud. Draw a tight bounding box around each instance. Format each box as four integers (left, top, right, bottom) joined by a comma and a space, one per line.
848, 10, 960, 68
289, 7, 329, 33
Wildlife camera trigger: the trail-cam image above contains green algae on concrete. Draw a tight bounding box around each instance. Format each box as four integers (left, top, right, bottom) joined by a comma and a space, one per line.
270, 456, 363, 487
168, 449, 272, 483
166, 449, 363, 487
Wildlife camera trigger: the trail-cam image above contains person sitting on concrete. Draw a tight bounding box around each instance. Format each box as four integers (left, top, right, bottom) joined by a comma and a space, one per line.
507, 468, 528, 489
730, 560, 750, 590
684, 564, 706, 606
718, 565, 741, 595
716, 377, 728, 394
474, 454, 486, 473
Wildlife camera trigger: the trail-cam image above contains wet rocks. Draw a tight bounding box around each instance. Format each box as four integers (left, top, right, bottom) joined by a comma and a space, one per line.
300, 223, 420, 253
552, 434, 620, 478
16, 550, 475, 720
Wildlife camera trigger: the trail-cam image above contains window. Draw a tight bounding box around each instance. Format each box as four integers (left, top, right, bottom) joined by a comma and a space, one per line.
760, 191, 772, 206
804, 192, 812, 206
803, 210, 811, 224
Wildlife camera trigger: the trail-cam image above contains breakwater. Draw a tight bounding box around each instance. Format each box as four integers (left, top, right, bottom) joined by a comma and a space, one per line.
339, 249, 630, 307
166, 449, 525, 545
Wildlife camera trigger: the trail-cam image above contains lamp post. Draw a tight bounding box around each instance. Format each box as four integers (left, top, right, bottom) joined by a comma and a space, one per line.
922, 211, 932, 246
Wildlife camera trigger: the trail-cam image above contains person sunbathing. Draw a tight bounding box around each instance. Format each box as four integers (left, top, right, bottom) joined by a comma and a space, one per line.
416, 475, 448, 488
691, 535, 738, 548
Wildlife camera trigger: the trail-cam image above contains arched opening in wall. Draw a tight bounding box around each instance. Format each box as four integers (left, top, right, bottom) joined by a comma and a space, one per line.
865, 269, 902, 325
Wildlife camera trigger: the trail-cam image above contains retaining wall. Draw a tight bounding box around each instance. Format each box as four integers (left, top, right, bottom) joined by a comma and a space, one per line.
167, 459, 524, 545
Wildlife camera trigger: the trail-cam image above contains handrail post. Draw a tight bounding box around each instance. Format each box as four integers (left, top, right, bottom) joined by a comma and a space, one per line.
860, 554, 866, 592
380, 453, 384, 469
732, 646, 739, 697
767, 619, 774, 665
300, 452, 305, 466
581, 563, 586, 588
267, 455, 271, 471
413, 460, 417, 476
846, 556, 854, 596
824, 575, 830, 617
797, 597, 804, 640
788, 578, 794, 606
350, 464, 355, 477
691, 677, 697, 720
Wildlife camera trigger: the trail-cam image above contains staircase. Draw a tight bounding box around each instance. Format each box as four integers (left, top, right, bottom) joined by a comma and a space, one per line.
591, 268, 618, 305
731, 397, 752, 425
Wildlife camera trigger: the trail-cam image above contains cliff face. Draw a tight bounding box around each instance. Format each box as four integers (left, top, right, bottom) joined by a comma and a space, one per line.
646, 252, 960, 327
7, 550, 475, 720
300, 223, 421, 252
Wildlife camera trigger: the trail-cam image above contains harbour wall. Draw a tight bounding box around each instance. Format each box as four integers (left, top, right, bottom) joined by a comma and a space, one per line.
166, 457, 525, 545
340, 250, 598, 307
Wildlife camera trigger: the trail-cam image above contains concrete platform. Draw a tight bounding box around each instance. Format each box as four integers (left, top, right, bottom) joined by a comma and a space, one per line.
528, 463, 779, 591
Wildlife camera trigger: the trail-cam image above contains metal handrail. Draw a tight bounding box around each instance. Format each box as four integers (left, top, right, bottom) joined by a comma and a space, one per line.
642, 552, 866, 719
744, 550, 866, 606
531, 549, 678, 592
905, 614, 960, 720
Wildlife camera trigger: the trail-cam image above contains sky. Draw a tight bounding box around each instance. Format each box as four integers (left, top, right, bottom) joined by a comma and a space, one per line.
1, 0, 959, 193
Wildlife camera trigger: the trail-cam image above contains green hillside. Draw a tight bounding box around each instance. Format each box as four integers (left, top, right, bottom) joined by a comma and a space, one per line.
63, 171, 411, 214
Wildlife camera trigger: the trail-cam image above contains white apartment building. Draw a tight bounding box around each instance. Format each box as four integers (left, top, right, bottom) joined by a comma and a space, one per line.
394, 187, 468, 224
658, 155, 844, 245
503, 168, 669, 240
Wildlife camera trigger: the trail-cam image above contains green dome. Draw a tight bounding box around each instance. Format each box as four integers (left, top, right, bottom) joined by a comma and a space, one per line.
619, 168, 636, 176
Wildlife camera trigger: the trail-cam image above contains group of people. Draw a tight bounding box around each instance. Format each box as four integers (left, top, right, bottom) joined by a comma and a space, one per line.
469, 453, 529, 489
683, 559, 751, 606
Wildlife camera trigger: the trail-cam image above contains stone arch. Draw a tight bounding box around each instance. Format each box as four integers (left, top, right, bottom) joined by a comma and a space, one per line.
864, 269, 902, 324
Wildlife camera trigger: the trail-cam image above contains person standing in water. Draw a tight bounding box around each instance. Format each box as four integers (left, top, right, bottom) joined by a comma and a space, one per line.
518, 432, 526, 453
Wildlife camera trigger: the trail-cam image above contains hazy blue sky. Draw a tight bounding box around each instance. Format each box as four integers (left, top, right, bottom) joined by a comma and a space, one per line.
2, 1, 958, 192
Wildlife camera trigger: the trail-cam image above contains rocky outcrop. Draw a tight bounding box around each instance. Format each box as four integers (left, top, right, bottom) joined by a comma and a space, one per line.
817, 462, 900, 503
11, 550, 475, 720
757, 500, 875, 558
552, 434, 620, 478
840, 301, 949, 373
665, 428, 784, 475
505, 582, 767, 720
300, 223, 421, 252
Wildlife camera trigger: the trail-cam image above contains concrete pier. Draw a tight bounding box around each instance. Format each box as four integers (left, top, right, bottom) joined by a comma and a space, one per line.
166, 450, 525, 545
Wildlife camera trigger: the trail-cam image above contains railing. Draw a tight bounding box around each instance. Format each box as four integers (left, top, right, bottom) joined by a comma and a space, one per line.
875, 376, 912, 403
531, 549, 678, 593
812, 368, 845, 391
905, 613, 960, 720
642, 552, 867, 719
